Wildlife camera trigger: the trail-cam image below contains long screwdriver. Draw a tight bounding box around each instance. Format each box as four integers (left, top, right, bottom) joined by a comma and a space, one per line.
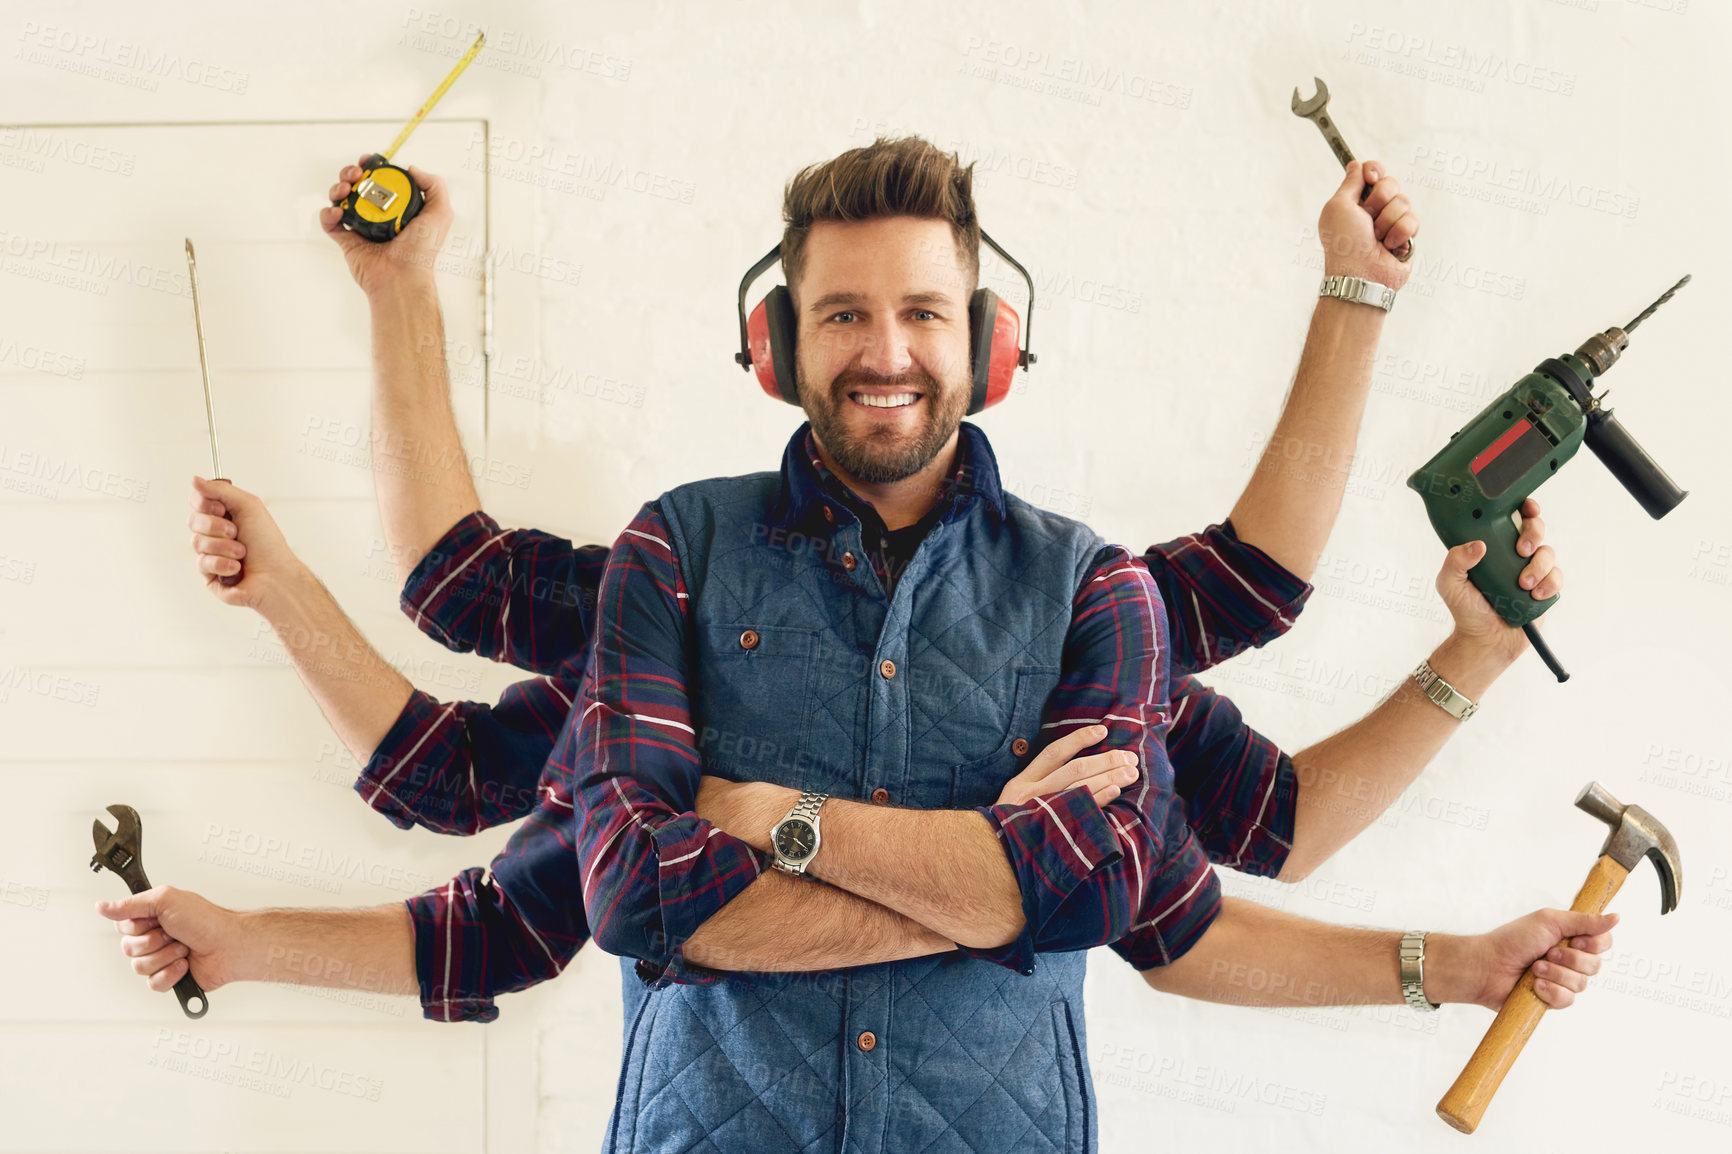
185, 238, 241, 588
335, 31, 486, 242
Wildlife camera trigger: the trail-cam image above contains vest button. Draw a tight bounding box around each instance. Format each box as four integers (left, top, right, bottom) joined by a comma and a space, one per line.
871, 787, 889, 804
739, 630, 759, 650
1012, 738, 1030, 757
857, 1031, 877, 1052
842, 552, 857, 571
879, 659, 896, 680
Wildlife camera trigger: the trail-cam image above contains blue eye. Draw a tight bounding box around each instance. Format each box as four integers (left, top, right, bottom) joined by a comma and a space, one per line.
832, 311, 857, 323
914, 310, 937, 321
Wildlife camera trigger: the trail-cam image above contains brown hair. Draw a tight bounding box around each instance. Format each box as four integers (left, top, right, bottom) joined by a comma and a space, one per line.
780, 135, 981, 308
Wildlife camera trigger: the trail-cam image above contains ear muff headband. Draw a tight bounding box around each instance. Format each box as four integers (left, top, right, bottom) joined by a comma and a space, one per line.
734, 228, 1038, 416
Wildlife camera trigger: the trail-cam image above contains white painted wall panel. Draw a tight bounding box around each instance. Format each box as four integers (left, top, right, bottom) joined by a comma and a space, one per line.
2, 2, 1726, 1152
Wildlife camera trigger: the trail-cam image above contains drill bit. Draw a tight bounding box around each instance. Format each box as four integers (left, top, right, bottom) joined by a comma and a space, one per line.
1623, 274, 1691, 335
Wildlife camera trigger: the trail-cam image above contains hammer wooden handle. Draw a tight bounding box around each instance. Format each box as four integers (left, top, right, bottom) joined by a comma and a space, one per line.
1436, 854, 1629, 1133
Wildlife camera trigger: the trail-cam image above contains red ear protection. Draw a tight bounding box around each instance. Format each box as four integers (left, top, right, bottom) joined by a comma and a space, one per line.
735, 228, 1037, 416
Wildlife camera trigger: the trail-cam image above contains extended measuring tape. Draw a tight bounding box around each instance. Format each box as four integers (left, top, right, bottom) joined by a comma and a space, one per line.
336, 31, 485, 242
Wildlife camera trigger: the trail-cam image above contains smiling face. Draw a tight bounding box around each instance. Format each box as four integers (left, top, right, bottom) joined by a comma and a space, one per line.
793, 216, 975, 486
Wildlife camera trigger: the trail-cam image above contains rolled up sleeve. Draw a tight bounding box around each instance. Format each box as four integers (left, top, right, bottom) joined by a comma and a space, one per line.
1141, 520, 1313, 675
401, 510, 606, 677
406, 770, 589, 1022
355, 667, 578, 834
1108, 801, 1225, 971
1167, 673, 1296, 878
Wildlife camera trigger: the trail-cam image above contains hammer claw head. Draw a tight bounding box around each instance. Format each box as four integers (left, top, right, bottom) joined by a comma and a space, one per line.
1575, 783, 1682, 916
1640, 814, 1683, 914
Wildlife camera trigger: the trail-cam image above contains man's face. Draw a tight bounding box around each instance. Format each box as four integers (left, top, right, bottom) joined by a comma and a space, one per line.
793, 216, 975, 485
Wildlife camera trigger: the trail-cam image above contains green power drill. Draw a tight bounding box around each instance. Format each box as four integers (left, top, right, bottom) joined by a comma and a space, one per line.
1407, 276, 1692, 683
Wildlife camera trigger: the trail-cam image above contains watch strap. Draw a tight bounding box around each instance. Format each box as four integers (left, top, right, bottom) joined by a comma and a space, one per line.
1412, 659, 1479, 721
789, 790, 827, 824
1319, 273, 1396, 312
1400, 930, 1440, 1011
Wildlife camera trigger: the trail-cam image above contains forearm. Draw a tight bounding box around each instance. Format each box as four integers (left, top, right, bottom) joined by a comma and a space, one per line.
1228, 297, 1385, 582
720, 785, 1025, 950
682, 869, 955, 972
816, 802, 1026, 948
366, 278, 482, 582
1277, 633, 1516, 881
256, 567, 414, 764
1142, 896, 1467, 1007
232, 903, 418, 996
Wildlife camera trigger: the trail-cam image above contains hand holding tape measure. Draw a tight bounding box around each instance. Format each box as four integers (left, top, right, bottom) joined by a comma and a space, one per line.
330, 31, 485, 243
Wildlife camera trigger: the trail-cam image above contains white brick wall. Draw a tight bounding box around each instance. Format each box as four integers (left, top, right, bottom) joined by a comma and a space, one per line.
2, 2, 1726, 1150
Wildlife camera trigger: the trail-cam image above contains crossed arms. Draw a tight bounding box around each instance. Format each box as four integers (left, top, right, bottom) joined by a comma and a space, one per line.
565, 500, 1220, 983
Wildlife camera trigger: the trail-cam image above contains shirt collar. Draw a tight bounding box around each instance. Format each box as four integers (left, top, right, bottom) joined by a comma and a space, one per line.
768, 420, 1007, 531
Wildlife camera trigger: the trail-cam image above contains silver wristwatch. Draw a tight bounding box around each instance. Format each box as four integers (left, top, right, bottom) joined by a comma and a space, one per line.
769, 790, 828, 876
1412, 659, 1478, 722
1319, 273, 1396, 312
1400, 930, 1440, 1011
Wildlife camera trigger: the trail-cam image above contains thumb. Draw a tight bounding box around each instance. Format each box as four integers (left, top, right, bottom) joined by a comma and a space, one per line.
1554, 909, 1619, 938
1442, 539, 1487, 580
95, 891, 160, 922
193, 474, 253, 512
1334, 160, 1366, 199
405, 164, 443, 201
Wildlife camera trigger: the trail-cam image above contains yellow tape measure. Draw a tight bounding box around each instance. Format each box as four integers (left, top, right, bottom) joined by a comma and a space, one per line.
338, 31, 485, 242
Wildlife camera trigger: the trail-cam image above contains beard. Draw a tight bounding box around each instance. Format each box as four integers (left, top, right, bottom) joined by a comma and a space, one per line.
797, 360, 970, 485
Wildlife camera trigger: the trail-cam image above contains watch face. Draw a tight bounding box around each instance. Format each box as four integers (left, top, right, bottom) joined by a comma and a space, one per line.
774, 819, 816, 860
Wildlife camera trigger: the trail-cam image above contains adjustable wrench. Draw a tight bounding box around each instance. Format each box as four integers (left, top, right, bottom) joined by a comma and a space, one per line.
90, 804, 209, 1018
1291, 76, 1414, 262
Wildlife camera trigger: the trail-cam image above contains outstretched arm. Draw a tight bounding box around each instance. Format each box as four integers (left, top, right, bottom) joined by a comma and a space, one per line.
1277, 528, 1562, 881
189, 477, 570, 834
97, 886, 417, 1001
1140, 896, 1616, 1013
1227, 159, 1417, 581
189, 476, 413, 764
320, 160, 480, 583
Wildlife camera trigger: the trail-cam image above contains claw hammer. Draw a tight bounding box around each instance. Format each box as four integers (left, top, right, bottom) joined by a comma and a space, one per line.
1436, 782, 1681, 1132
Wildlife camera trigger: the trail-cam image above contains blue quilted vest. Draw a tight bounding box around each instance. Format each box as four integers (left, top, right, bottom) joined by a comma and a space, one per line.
606, 423, 1108, 1153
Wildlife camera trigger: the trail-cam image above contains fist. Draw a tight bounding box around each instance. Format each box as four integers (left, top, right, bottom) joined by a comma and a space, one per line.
1462, 907, 1618, 1011
189, 475, 302, 610
1319, 159, 1419, 290
318, 155, 455, 295
96, 885, 240, 995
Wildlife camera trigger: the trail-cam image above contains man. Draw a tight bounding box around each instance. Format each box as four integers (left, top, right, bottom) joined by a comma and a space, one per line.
101, 146, 1600, 1143
502, 138, 1603, 1150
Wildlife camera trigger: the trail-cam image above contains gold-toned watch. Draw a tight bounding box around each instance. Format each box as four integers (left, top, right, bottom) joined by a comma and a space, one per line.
1412, 659, 1478, 722
1400, 930, 1440, 1011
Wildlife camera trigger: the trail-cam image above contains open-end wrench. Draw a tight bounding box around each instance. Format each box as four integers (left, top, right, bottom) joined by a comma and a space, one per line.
90, 804, 209, 1018
1291, 76, 1414, 263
